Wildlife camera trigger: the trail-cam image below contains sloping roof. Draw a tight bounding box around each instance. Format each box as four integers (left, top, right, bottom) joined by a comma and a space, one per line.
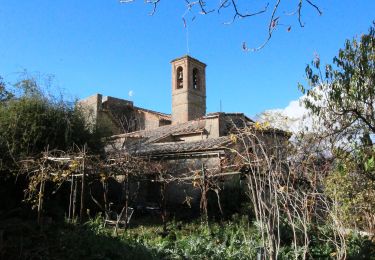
109, 119, 206, 144
107, 117, 228, 156
133, 106, 171, 120
106, 112, 288, 157
125, 136, 231, 156
170, 55, 206, 67
206, 112, 254, 123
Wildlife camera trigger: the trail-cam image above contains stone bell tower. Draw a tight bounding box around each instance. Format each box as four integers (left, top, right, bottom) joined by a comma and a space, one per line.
171, 55, 206, 124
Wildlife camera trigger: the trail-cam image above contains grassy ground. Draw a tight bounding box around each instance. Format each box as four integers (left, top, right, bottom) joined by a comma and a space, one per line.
121, 215, 260, 259
0, 214, 260, 260
1, 213, 375, 260
0, 217, 161, 260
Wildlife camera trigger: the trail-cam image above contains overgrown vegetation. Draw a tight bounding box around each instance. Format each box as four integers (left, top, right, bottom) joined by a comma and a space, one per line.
0, 75, 104, 179
1, 23, 375, 260
299, 21, 375, 234
3, 214, 373, 260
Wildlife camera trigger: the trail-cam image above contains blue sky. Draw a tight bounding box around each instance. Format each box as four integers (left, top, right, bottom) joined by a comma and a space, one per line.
0, 1, 374, 118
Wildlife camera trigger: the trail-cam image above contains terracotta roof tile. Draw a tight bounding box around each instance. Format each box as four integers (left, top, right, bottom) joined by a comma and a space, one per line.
125, 136, 231, 156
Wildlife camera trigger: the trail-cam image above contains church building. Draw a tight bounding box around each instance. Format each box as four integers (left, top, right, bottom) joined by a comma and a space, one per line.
78, 55, 254, 142
79, 55, 287, 206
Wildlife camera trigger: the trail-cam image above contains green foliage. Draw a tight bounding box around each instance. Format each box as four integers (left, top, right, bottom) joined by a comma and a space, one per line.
122, 216, 260, 259
300, 22, 375, 233
300, 22, 375, 141
0, 75, 104, 176
123, 217, 375, 259
0, 76, 13, 102
346, 232, 375, 259
277, 223, 375, 259
325, 149, 375, 231
2, 214, 374, 259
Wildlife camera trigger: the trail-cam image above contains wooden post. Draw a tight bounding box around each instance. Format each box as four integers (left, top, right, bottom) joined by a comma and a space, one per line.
124, 176, 129, 230
103, 180, 109, 214
68, 174, 74, 222
201, 164, 208, 223
37, 166, 45, 226
37, 147, 49, 226
72, 177, 78, 221
80, 145, 86, 223
161, 178, 167, 233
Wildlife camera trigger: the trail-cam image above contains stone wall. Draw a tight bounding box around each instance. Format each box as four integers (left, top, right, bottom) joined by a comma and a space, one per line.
162, 154, 222, 207
77, 93, 102, 131
79, 93, 171, 135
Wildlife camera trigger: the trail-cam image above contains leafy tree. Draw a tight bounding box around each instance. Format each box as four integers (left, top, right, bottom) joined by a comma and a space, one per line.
299, 22, 375, 232
325, 154, 375, 232
299, 22, 375, 147
0, 76, 13, 102
0, 75, 104, 176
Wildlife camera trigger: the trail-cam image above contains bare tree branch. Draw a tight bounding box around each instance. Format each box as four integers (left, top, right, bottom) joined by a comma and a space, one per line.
120, 0, 322, 51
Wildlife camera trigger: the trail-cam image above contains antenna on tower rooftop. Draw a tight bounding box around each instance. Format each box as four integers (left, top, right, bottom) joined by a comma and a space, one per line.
186, 25, 190, 54
183, 17, 190, 54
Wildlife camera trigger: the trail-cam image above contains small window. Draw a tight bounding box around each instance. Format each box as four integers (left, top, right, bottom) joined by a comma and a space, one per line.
192, 68, 199, 90
176, 66, 183, 89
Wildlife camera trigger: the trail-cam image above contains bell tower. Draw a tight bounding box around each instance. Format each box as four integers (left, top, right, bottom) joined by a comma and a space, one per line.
171, 55, 206, 124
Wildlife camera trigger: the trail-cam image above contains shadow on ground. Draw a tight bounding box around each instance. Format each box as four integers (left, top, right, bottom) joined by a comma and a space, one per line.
0, 216, 162, 260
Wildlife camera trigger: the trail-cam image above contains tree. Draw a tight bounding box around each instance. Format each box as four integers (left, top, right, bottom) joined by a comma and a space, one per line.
300, 22, 375, 147
0, 76, 13, 103
0, 75, 103, 177
120, 0, 322, 51
300, 22, 375, 232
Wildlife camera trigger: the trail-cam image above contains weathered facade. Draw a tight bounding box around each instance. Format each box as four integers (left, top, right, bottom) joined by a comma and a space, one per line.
78, 93, 171, 135
79, 55, 288, 208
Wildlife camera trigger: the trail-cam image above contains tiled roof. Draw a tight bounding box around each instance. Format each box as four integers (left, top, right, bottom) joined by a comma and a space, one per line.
206, 112, 254, 123
108, 118, 226, 156
125, 136, 231, 156
106, 112, 287, 157
109, 119, 206, 144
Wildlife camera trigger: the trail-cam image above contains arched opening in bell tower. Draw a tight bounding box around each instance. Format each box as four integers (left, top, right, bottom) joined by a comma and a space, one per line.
192, 68, 199, 90
176, 66, 183, 89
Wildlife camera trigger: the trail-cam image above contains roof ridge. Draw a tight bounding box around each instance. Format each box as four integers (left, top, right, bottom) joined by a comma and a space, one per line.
133, 106, 171, 118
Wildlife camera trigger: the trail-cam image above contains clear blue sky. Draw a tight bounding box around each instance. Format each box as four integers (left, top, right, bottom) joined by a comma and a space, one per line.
0, 1, 374, 118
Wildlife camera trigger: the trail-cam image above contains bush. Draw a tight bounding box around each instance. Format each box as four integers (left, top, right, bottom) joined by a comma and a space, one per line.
0, 75, 104, 177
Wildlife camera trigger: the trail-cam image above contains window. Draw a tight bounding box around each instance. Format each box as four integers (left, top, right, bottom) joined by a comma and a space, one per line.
192, 68, 199, 90
176, 66, 183, 89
